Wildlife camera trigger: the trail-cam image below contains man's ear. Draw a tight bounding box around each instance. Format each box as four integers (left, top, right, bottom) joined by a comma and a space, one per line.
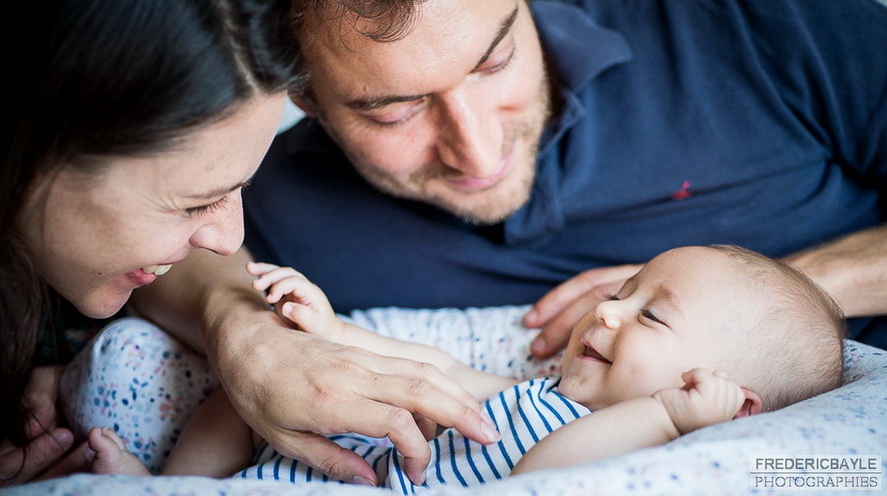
733, 387, 763, 418
288, 90, 317, 118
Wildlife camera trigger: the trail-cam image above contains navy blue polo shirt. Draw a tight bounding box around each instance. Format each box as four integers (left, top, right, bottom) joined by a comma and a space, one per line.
245, 0, 887, 347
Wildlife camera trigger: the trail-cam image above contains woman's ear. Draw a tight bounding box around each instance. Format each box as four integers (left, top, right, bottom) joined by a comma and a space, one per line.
733, 387, 763, 418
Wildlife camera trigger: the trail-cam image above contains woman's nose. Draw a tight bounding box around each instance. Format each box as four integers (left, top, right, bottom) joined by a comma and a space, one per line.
189, 197, 244, 256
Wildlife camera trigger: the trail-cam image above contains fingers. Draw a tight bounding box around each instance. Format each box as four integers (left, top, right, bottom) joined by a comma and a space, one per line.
0, 428, 74, 486
269, 430, 379, 486
526, 265, 641, 359
247, 264, 334, 318
530, 296, 597, 359
412, 413, 439, 441
248, 264, 307, 299
524, 264, 642, 329
35, 439, 96, 481
352, 403, 431, 485
23, 366, 65, 437
530, 279, 624, 359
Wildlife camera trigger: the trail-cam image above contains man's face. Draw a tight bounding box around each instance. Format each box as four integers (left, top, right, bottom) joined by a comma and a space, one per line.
295, 0, 551, 224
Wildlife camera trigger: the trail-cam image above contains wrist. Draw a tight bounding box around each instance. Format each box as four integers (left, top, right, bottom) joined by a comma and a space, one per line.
650, 393, 683, 439
200, 282, 272, 370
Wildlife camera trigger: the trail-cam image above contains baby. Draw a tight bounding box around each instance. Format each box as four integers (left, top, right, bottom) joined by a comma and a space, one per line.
87, 245, 845, 491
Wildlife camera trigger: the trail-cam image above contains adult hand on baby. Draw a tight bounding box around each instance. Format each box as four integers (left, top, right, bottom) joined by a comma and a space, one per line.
208, 307, 498, 487
652, 368, 745, 435
524, 263, 642, 359
0, 366, 83, 486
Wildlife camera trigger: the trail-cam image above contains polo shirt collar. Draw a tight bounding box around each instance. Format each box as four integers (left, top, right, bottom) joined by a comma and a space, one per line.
501, 1, 632, 245
531, 0, 633, 95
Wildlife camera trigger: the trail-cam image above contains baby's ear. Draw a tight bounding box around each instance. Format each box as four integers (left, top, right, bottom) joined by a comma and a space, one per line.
733, 387, 763, 418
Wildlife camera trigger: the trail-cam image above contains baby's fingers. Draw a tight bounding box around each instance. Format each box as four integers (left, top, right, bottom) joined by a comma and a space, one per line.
246, 261, 282, 276
252, 267, 308, 293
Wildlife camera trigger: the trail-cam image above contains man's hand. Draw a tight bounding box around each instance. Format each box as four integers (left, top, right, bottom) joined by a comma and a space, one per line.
210, 312, 500, 487
652, 369, 745, 435
524, 264, 642, 358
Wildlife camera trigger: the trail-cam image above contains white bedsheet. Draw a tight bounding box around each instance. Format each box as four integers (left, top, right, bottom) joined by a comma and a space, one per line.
9, 305, 886, 495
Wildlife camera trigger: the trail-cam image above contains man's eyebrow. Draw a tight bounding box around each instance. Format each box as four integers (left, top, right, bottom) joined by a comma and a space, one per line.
346, 6, 520, 112
471, 6, 519, 72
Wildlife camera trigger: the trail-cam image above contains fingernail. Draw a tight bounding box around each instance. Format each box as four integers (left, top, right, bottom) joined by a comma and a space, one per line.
351, 476, 376, 486
282, 302, 294, 316
481, 421, 501, 442
525, 310, 538, 325
51, 428, 74, 449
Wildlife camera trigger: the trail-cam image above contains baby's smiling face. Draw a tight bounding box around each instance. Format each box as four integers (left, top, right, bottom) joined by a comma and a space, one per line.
558, 247, 759, 410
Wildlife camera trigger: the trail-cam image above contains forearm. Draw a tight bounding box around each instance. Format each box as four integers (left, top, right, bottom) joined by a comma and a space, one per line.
511, 397, 679, 475
130, 248, 264, 354
784, 225, 887, 317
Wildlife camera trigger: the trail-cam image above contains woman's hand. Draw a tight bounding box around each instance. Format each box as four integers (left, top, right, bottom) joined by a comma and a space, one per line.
208, 311, 500, 487
523, 264, 642, 358
0, 366, 77, 486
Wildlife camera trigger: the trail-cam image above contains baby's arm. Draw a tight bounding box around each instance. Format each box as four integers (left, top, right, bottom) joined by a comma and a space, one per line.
511, 369, 743, 474
248, 262, 518, 401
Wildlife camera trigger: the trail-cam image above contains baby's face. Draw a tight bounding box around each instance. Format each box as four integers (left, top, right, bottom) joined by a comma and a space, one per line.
559, 247, 758, 410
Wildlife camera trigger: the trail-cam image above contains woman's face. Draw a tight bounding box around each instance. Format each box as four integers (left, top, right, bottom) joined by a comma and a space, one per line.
18, 93, 286, 318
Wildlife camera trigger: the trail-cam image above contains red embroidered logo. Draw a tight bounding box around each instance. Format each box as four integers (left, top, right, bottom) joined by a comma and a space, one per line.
671, 181, 692, 200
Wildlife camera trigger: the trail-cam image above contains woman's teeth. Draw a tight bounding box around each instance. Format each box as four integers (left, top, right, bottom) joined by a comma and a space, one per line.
142, 264, 172, 276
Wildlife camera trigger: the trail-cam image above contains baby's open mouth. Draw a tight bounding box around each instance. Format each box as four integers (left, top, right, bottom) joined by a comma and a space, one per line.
582, 345, 611, 364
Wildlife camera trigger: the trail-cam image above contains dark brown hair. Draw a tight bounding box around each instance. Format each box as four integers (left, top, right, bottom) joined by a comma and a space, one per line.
1, 0, 301, 454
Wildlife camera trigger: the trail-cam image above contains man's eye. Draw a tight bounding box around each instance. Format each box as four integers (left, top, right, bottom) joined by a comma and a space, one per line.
369, 100, 427, 127
483, 46, 516, 74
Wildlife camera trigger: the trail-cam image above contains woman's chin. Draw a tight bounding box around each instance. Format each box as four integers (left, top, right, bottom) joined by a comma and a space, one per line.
72, 289, 132, 319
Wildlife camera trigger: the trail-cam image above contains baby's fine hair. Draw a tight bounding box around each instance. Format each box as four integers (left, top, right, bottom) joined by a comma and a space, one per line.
710, 245, 846, 411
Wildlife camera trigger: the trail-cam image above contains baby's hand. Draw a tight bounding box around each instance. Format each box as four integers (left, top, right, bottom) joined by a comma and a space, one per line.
652, 368, 745, 435
247, 261, 346, 342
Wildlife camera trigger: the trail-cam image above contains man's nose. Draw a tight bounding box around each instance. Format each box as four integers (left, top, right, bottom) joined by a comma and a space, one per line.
434, 86, 502, 177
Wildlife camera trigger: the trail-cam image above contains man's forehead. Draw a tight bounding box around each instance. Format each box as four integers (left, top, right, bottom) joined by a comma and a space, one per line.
299, 0, 523, 97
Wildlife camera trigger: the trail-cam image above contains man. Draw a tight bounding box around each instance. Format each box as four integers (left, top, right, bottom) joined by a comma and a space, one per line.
135, 0, 887, 487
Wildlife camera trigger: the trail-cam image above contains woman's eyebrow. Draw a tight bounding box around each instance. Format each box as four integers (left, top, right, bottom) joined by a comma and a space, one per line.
185, 178, 252, 200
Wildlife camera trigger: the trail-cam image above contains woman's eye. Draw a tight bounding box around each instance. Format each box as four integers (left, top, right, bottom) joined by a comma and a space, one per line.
186, 197, 226, 217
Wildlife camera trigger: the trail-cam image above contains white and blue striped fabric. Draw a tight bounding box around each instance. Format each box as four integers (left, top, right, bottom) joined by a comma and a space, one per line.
239, 377, 590, 493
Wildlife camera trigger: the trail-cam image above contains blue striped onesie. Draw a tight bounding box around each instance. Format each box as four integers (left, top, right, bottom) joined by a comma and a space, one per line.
239, 377, 590, 493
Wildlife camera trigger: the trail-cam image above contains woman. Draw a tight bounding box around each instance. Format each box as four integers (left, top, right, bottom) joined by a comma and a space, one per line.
1, 0, 300, 485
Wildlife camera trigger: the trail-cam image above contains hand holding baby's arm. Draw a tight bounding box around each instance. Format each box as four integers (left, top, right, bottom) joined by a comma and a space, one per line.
652, 368, 745, 435
247, 261, 347, 342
